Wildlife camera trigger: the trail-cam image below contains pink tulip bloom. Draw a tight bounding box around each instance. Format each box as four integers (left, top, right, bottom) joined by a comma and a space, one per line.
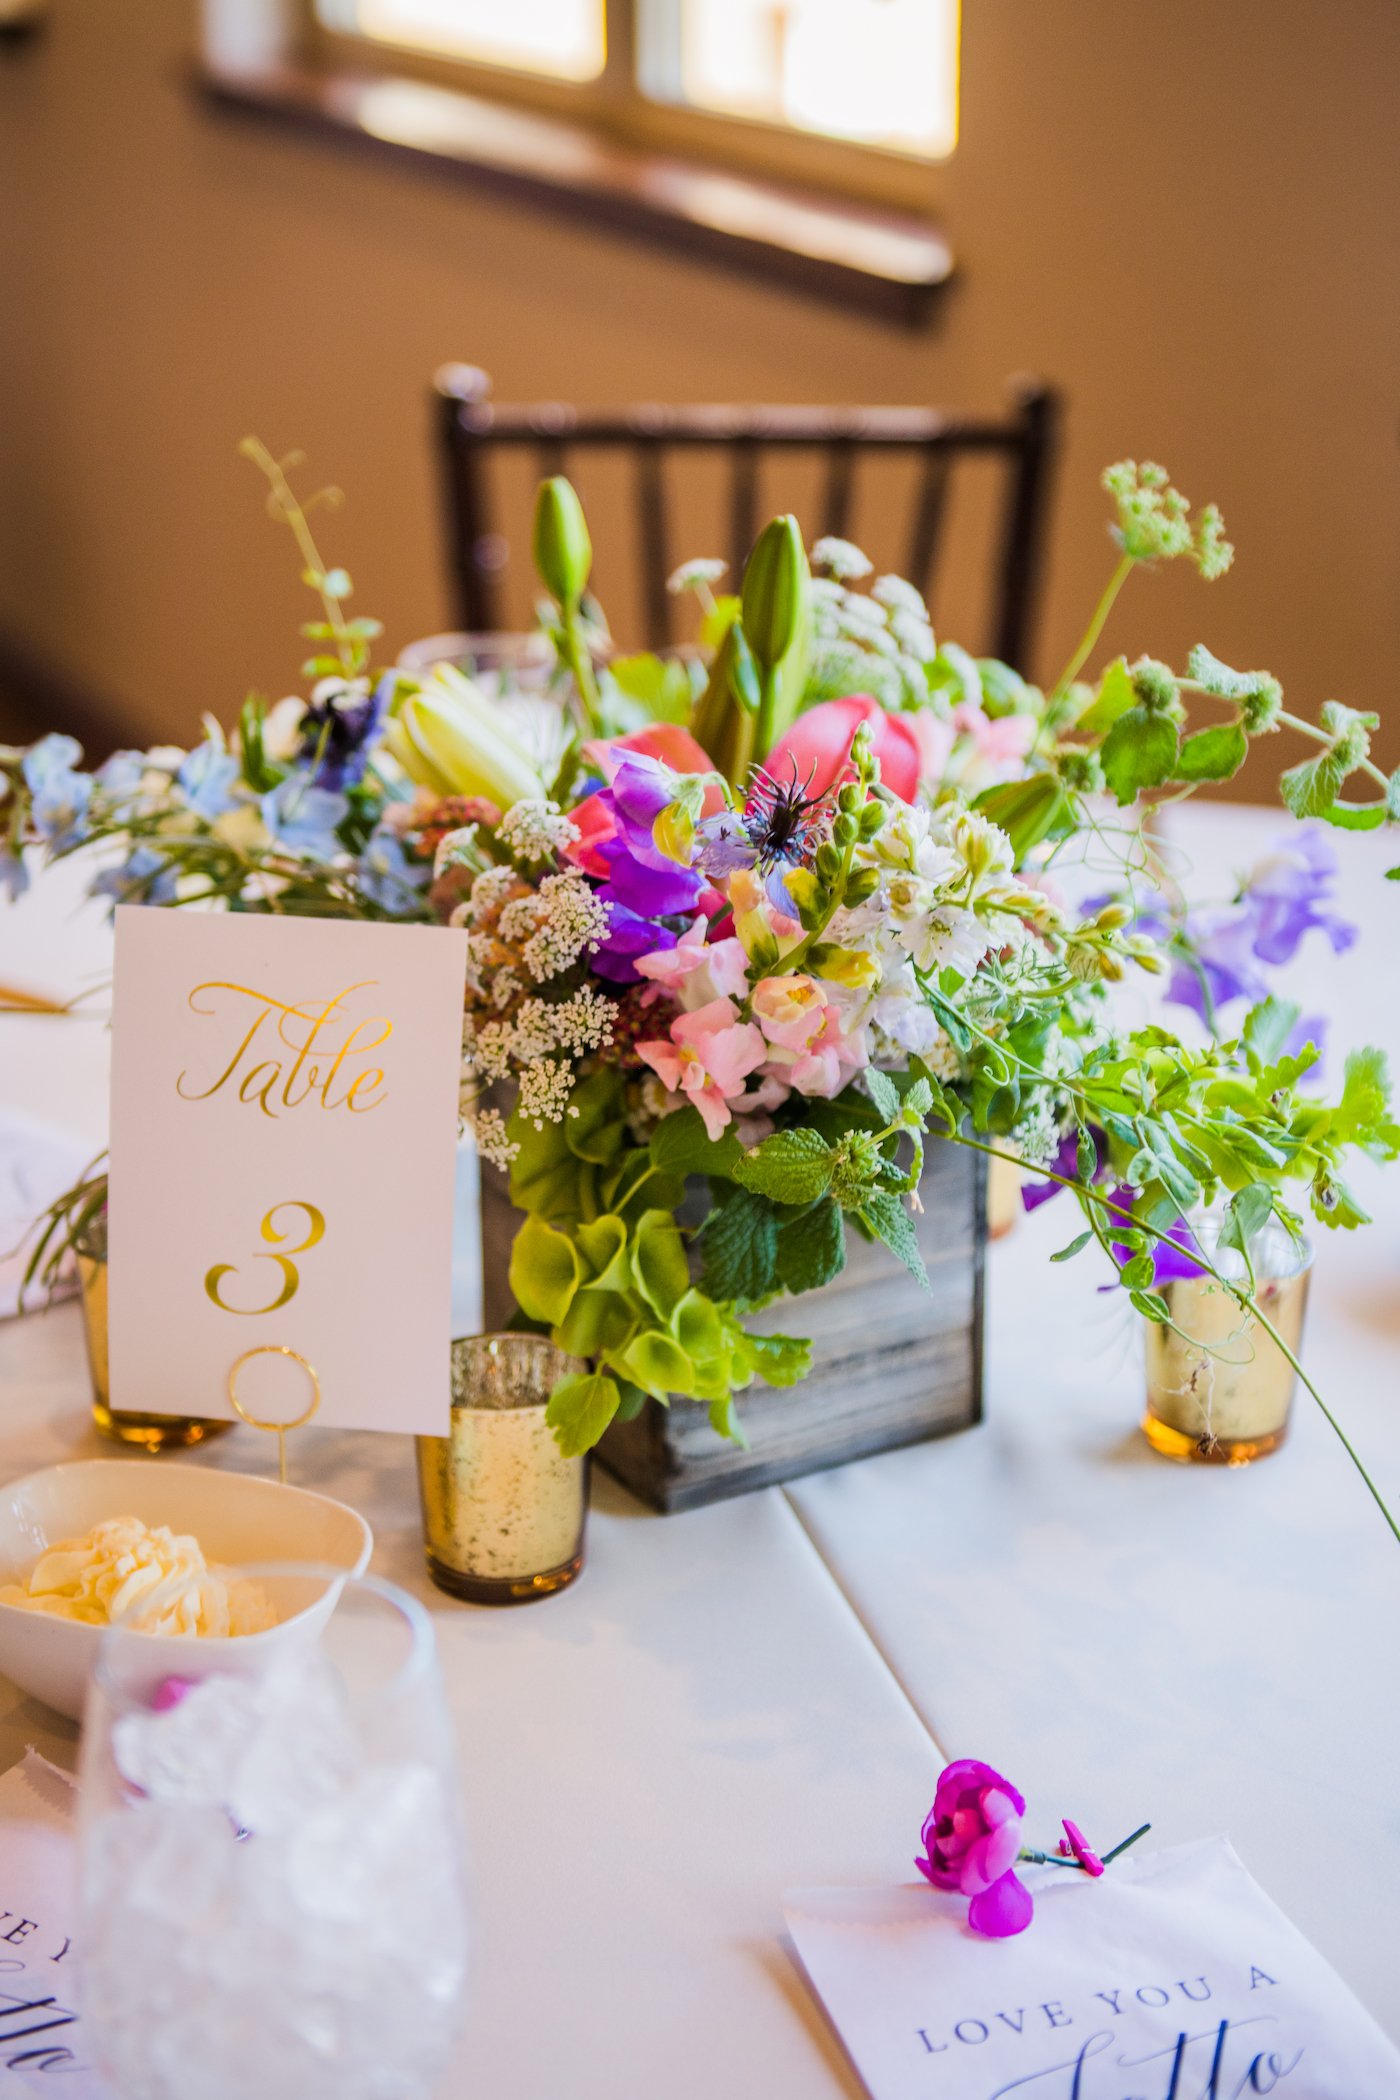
635, 916, 750, 1007
765, 694, 926, 803
636, 998, 767, 1140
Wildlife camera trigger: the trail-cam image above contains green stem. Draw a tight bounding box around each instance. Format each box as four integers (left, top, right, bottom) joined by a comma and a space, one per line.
1276, 710, 1390, 793
240, 438, 354, 676
560, 603, 603, 740
754, 665, 780, 763
1050, 553, 1135, 703
941, 1126, 1400, 1546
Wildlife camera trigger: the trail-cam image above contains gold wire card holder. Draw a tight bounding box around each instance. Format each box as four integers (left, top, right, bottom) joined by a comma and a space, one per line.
226, 1345, 322, 1484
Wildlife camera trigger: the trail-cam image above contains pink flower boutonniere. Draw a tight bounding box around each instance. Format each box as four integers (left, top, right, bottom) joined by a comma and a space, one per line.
916, 1759, 1149, 1939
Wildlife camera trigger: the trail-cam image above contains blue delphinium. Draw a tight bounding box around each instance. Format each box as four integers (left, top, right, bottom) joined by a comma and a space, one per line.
22, 735, 92, 850
357, 828, 427, 912
92, 847, 179, 907
176, 742, 242, 821
259, 776, 349, 859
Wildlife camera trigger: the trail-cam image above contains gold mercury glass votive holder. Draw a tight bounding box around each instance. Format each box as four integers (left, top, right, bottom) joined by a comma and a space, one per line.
416, 1335, 588, 1605
74, 1215, 232, 1453
1141, 1215, 1314, 1465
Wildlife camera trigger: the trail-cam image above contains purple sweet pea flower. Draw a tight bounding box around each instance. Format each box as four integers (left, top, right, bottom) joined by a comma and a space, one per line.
592, 751, 707, 931
1020, 1128, 1089, 1213
1245, 829, 1356, 965
915, 1759, 1033, 1939
592, 901, 679, 983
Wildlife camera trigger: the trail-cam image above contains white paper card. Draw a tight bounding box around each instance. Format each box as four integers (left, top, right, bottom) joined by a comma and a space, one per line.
0, 1750, 105, 2095
109, 908, 467, 1434
785, 1839, 1400, 2099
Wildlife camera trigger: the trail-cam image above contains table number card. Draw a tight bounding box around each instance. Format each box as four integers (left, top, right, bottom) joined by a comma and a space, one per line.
108, 907, 468, 1436
784, 1839, 1400, 2099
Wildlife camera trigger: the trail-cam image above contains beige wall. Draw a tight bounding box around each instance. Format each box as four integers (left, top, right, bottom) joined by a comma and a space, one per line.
2, 0, 1397, 798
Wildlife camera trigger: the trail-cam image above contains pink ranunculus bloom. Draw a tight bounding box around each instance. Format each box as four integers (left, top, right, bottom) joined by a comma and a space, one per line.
755, 978, 868, 1098
750, 973, 829, 1053
636, 998, 767, 1140
764, 694, 926, 803
635, 915, 750, 1008
915, 1759, 1034, 1939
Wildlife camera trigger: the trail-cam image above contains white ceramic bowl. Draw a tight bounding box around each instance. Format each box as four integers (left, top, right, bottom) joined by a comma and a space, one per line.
0, 1460, 373, 1721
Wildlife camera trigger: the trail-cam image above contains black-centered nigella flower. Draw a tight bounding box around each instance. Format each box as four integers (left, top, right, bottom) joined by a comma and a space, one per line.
694, 761, 834, 915
299, 675, 390, 791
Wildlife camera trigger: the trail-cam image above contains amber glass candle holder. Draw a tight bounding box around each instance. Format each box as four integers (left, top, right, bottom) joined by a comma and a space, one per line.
416, 1335, 588, 1605
1142, 1216, 1313, 1465
74, 1215, 231, 1453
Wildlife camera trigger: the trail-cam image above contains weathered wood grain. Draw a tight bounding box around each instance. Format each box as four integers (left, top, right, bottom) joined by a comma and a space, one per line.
480, 1140, 984, 1512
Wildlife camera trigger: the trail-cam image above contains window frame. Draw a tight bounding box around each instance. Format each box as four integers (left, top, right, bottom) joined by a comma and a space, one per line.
305, 0, 955, 217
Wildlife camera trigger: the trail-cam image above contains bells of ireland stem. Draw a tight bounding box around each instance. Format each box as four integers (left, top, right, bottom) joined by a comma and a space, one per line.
532, 476, 592, 610
741, 515, 810, 760
382, 664, 544, 807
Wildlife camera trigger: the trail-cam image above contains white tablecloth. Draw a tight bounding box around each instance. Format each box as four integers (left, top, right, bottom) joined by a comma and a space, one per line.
1, 805, 1397, 2093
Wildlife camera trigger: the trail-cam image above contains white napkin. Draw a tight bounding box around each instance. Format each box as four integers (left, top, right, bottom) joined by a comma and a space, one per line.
0, 1113, 91, 1321
785, 1837, 1400, 2099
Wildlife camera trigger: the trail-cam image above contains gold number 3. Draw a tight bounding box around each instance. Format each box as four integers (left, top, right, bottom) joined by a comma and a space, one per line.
204, 1201, 326, 1316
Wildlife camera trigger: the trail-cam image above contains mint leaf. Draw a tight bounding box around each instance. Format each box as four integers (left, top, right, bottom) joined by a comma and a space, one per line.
733, 1127, 835, 1205
1187, 645, 1269, 699
699, 1185, 778, 1301
861, 1069, 901, 1123
1281, 751, 1346, 818
775, 1196, 846, 1295
546, 1371, 621, 1456
1318, 798, 1387, 831
1075, 657, 1137, 736
1176, 721, 1247, 783
858, 1190, 929, 1290
1100, 707, 1180, 806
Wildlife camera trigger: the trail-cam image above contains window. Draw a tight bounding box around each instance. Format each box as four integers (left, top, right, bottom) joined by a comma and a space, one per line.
316, 0, 606, 84
641, 0, 957, 159
312, 0, 958, 203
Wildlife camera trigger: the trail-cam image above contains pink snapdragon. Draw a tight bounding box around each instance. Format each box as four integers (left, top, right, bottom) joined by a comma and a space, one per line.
636, 998, 767, 1139
634, 915, 750, 1008
752, 974, 868, 1098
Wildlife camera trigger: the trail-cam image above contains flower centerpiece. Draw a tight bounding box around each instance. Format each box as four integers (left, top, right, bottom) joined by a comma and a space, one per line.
9, 445, 1398, 1530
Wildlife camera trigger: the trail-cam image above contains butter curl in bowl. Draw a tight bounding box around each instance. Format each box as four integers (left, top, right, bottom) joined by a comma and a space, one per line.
0, 1514, 275, 1638
0, 1461, 372, 1720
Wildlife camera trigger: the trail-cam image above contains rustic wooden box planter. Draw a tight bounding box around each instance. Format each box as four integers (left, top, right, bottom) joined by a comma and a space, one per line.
479, 1141, 985, 1513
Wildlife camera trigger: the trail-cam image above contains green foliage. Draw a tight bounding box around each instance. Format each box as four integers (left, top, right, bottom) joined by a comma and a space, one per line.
733, 1128, 835, 1206
1176, 721, 1248, 783
1100, 708, 1180, 805
774, 1196, 846, 1295
546, 1372, 621, 1457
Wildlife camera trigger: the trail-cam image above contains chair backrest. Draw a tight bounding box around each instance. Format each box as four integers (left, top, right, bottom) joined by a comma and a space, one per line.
432, 367, 1059, 671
